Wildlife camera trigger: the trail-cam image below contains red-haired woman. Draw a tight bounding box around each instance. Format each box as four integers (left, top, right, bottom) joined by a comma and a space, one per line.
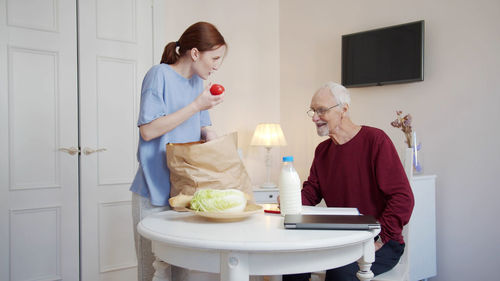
130, 21, 227, 281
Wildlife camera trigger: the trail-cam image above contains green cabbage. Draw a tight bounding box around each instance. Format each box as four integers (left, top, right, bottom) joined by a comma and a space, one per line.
190, 189, 247, 212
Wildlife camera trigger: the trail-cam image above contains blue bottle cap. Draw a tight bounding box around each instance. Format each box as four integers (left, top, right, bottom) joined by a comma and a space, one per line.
282, 156, 294, 162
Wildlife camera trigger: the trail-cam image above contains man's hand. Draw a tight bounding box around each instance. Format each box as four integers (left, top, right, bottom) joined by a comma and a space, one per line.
375, 240, 384, 251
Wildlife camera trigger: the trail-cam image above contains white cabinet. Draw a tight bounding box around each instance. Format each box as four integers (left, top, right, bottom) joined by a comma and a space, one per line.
409, 175, 437, 281
253, 188, 279, 203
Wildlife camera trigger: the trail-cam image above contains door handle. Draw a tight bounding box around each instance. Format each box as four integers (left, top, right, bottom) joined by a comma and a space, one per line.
82, 147, 107, 155
58, 147, 80, 155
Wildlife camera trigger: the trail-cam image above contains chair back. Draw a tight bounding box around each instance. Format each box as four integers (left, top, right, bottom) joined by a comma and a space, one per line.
372, 223, 410, 281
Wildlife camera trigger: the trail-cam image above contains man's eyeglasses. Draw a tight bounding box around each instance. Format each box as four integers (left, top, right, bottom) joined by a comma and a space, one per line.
307, 104, 340, 117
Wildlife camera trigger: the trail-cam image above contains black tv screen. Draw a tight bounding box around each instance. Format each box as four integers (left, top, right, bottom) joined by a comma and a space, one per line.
341, 20, 424, 87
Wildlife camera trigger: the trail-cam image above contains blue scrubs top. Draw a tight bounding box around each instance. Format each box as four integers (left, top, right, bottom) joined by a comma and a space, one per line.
130, 64, 211, 206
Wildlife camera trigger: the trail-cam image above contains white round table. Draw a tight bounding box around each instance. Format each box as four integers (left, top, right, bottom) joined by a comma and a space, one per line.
138, 210, 379, 281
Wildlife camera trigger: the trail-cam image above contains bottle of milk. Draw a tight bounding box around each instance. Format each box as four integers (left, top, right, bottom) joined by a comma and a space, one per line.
279, 156, 302, 216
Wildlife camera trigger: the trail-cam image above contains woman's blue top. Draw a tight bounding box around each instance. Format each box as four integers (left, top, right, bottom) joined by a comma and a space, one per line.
130, 64, 211, 206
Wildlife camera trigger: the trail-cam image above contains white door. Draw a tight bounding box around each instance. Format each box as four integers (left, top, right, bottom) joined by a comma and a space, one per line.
0, 0, 80, 280
78, 0, 153, 280
1, 0, 153, 280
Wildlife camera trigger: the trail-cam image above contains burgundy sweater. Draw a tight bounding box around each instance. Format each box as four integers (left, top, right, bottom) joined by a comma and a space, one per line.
301, 126, 414, 244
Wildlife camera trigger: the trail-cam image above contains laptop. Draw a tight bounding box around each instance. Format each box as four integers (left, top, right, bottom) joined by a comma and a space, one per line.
284, 214, 380, 230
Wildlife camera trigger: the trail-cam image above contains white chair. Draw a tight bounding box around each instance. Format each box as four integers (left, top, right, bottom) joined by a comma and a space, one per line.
310, 272, 325, 281
311, 224, 410, 281
372, 224, 409, 281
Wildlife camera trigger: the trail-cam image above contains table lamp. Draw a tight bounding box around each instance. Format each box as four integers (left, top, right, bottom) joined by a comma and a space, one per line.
250, 123, 287, 188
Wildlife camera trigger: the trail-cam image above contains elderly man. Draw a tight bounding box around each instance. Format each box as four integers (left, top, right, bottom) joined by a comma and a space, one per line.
283, 82, 414, 281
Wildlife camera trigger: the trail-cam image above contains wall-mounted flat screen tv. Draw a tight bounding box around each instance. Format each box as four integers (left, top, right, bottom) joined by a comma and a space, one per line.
341, 20, 424, 87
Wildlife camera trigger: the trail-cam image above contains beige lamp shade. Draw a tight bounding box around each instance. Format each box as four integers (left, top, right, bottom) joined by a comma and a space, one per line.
250, 123, 287, 147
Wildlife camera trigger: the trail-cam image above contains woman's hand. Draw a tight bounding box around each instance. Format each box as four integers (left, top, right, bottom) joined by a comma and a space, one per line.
140, 84, 223, 141
193, 83, 224, 111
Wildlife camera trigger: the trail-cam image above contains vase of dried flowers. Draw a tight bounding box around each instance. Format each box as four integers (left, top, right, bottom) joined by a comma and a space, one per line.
391, 110, 422, 177
403, 146, 414, 178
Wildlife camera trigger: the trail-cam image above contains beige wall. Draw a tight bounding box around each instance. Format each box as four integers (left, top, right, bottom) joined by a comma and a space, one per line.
280, 0, 500, 280
154, 0, 282, 186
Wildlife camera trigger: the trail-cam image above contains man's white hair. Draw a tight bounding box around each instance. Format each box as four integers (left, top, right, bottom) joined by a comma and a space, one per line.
320, 82, 351, 106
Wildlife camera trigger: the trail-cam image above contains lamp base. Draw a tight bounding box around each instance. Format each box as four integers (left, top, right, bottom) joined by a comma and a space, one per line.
260, 182, 277, 189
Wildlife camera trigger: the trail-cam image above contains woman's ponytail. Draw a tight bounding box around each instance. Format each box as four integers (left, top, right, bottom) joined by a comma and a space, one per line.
160, 41, 180, 64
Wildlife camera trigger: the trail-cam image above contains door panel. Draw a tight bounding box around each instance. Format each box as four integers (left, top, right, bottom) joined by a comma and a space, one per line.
98, 201, 137, 272
96, 0, 137, 42
78, 0, 153, 280
0, 0, 79, 280
96, 57, 137, 185
9, 47, 59, 189
6, 0, 58, 32
10, 207, 61, 281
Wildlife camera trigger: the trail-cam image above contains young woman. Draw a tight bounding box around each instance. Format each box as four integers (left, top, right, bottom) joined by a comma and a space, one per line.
130, 21, 226, 281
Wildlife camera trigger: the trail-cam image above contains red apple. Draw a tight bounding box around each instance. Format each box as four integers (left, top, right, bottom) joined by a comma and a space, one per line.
210, 84, 225, 95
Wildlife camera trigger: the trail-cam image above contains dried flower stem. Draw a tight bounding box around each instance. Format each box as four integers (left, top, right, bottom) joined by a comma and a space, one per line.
390, 110, 413, 148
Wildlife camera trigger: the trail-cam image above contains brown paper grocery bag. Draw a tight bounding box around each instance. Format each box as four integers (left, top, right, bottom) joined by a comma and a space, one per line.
166, 132, 254, 201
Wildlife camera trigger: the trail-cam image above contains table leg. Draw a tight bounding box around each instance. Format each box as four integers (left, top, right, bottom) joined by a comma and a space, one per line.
220, 251, 250, 281
356, 241, 375, 281
152, 258, 171, 281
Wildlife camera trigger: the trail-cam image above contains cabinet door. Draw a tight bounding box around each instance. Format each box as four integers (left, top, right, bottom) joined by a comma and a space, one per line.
0, 0, 79, 280
78, 0, 153, 280
409, 175, 437, 281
